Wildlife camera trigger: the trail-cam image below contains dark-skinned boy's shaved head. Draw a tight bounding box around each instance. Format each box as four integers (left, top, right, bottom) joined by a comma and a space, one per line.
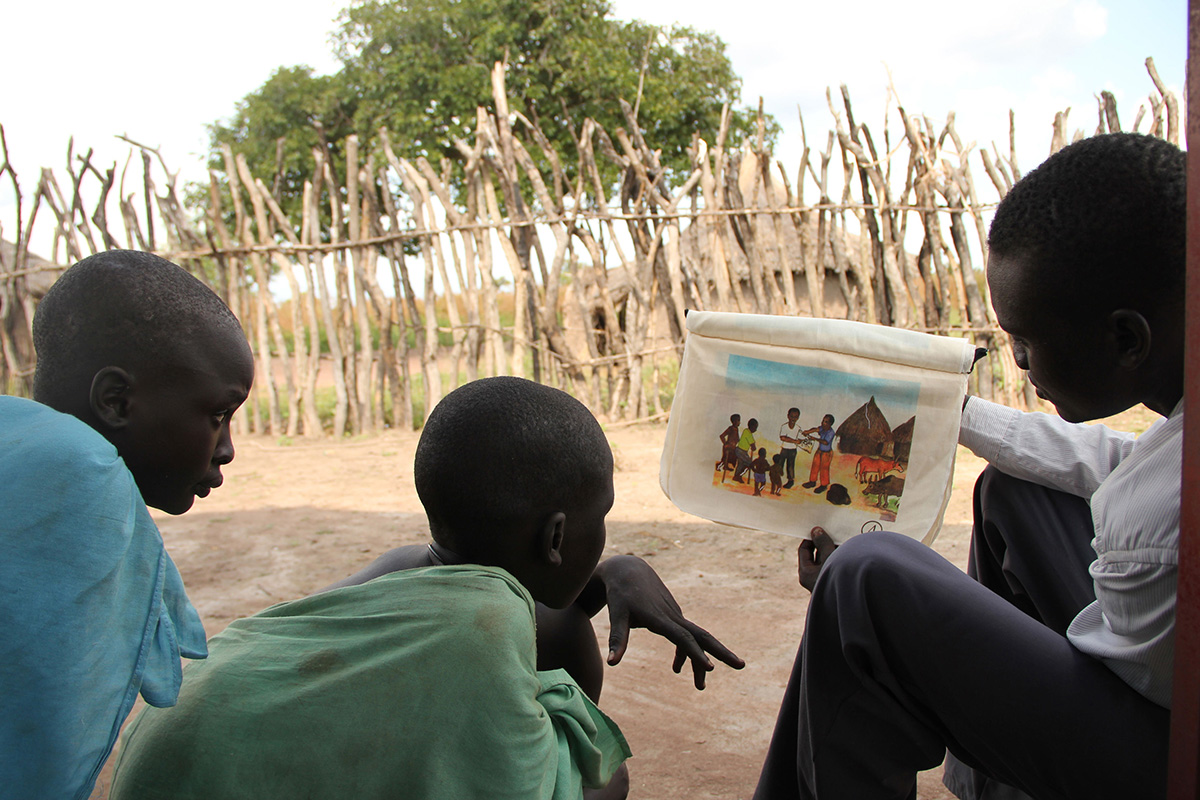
32, 250, 241, 409
415, 376, 612, 552
988, 133, 1185, 308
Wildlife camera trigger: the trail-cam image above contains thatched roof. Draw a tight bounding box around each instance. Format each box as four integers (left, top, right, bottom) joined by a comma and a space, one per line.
836, 396, 894, 457
1, 239, 61, 298
892, 416, 916, 463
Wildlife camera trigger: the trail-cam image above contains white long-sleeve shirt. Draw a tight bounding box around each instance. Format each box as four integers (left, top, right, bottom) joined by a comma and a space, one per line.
959, 397, 1182, 708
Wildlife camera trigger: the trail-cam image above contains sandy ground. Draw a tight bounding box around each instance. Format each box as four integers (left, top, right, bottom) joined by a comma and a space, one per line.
89, 406, 1154, 799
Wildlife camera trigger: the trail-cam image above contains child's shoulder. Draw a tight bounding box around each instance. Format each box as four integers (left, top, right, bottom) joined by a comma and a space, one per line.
271, 564, 538, 641
1, 396, 123, 479
216, 565, 542, 686
1, 396, 142, 531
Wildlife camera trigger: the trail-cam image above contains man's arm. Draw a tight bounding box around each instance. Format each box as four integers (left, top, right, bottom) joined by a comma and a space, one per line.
960, 397, 1137, 498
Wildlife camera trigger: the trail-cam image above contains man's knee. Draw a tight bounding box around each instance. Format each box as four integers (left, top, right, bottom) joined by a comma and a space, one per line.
973, 464, 1027, 513
815, 532, 927, 599
972, 465, 1092, 541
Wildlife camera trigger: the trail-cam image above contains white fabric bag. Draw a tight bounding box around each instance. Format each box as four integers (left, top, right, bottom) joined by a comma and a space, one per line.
659, 311, 981, 544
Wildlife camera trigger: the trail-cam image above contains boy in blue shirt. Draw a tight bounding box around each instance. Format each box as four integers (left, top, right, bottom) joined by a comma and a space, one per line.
0, 250, 254, 799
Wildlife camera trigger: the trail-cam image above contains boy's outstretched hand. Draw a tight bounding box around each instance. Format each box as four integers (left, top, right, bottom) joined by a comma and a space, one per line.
585, 555, 745, 689
798, 527, 838, 592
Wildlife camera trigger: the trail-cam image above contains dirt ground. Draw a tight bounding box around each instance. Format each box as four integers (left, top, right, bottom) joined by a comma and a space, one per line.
90, 405, 1154, 799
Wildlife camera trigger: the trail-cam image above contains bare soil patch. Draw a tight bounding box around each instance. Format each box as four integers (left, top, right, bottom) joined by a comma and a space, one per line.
90, 406, 1155, 799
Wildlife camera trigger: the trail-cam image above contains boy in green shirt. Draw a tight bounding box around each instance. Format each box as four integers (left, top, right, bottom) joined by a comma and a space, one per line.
111, 377, 634, 799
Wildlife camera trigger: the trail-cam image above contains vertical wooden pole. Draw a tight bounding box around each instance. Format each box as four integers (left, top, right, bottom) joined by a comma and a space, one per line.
1167, 2, 1200, 795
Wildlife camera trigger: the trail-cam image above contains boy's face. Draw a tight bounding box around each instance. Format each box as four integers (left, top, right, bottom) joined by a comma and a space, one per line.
120, 324, 255, 514
989, 252, 1133, 423
787, 409, 799, 424
549, 473, 614, 608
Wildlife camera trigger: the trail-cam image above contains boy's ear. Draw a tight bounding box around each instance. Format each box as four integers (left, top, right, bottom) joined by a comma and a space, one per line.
538, 512, 567, 567
89, 367, 134, 430
1108, 309, 1152, 370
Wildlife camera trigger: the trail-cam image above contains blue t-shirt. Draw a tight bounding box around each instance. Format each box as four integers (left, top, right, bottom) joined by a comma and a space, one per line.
0, 396, 207, 800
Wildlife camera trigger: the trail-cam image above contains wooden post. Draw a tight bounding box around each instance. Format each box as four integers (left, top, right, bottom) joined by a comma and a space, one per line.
345, 136, 376, 433
1167, 3, 1200, 795
311, 153, 350, 437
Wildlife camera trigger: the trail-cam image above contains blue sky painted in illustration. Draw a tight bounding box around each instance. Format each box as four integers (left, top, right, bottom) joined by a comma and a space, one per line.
723, 355, 919, 433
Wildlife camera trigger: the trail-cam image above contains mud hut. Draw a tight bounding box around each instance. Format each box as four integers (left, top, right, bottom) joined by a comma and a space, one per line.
836, 396, 894, 456
892, 416, 916, 464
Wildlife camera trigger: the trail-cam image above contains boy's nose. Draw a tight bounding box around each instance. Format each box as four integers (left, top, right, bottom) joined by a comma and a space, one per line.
213, 426, 235, 465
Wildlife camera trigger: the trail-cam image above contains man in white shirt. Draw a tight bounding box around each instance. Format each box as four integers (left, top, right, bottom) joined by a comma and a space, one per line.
779, 407, 803, 488
753, 132, 1184, 800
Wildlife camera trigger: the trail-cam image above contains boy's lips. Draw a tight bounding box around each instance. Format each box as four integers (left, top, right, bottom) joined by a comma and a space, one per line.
196, 474, 224, 497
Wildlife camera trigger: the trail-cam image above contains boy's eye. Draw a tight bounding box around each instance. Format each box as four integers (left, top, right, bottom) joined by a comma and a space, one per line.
212, 410, 231, 425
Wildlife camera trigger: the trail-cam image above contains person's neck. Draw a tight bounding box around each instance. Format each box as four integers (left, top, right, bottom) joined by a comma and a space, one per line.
1143, 390, 1182, 418
427, 541, 464, 566
1143, 354, 1184, 417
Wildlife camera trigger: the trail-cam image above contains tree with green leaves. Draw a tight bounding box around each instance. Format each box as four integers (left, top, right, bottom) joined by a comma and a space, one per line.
208, 66, 357, 208
210, 0, 772, 213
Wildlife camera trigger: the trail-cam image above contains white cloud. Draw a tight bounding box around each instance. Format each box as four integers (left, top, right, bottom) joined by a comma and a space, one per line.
1073, 0, 1110, 40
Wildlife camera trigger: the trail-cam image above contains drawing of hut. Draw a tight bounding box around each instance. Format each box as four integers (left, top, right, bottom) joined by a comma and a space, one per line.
836, 396, 894, 456
892, 416, 916, 465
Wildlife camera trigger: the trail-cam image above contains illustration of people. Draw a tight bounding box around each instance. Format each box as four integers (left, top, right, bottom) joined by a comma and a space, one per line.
733, 418, 758, 483
768, 453, 786, 496
751, 448, 770, 497
778, 407, 802, 489
801, 414, 836, 494
716, 413, 741, 475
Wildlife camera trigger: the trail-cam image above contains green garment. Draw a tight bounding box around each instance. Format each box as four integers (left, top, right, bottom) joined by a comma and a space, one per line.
737, 428, 755, 450
110, 565, 630, 800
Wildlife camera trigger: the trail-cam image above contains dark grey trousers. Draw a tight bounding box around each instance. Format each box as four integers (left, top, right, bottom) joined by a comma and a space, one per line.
753, 466, 1169, 800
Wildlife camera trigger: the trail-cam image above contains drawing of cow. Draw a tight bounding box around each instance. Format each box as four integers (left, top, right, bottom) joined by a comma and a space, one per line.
855, 455, 905, 484
863, 474, 905, 509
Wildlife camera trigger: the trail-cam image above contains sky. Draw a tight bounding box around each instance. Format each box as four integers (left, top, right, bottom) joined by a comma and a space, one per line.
0, 0, 1186, 252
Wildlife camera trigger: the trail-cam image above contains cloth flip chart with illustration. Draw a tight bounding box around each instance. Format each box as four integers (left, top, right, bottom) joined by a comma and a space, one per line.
659, 311, 982, 545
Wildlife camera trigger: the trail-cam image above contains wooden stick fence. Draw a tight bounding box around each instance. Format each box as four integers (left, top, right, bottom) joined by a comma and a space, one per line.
0, 58, 1181, 434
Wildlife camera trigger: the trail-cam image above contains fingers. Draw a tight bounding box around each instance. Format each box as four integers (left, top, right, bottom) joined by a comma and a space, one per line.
797, 539, 817, 583
798, 538, 816, 564
667, 626, 713, 675
691, 652, 711, 690
690, 625, 745, 669
798, 527, 837, 593
811, 526, 837, 560
669, 639, 714, 690
673, 626, 744, 690
606, 605, 631, 666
